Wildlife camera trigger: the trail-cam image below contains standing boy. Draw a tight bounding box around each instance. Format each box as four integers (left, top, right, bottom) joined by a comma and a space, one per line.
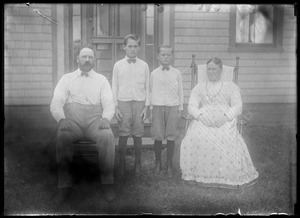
149, 45, 184, 177
112, 34, 150, 176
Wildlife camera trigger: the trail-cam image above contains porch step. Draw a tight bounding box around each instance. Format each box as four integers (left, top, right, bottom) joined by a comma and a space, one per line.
110, 117, 186, 140
114, 137, 155, 146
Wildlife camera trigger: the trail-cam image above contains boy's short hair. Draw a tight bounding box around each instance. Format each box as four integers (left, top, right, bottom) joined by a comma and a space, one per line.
123, 34, 140, 46
158, 45, 173, 54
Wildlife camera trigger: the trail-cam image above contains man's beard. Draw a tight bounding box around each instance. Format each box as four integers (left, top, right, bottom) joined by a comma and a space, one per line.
79, 62, 93, 72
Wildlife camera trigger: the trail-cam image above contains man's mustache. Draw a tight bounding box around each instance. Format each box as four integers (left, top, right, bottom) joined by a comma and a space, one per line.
83, 62, 92, 67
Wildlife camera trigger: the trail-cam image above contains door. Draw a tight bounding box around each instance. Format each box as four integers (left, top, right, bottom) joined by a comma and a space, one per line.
86, 4, 143, 83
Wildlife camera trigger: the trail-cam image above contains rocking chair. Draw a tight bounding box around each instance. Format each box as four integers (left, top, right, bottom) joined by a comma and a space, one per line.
183, 55, 252, 135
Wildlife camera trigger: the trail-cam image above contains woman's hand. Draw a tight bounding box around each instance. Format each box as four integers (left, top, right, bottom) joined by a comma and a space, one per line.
197, 113, 214, 127
214, 114, 230, 127
197, 109, 230, 128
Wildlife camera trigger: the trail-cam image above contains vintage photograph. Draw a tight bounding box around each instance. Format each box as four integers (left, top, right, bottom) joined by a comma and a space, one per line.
4, 3, 297, 215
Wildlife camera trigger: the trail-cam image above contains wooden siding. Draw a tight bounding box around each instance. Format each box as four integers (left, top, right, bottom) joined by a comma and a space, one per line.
4, 4, 296, 105
173, 4, 296, 104
4, 4, 54, 105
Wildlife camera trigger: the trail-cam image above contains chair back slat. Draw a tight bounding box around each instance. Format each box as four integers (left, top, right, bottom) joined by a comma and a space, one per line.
190, 54, 198, 89
197, 65, 235, 84
190, 56, 240, 88
233, 56, 240, 85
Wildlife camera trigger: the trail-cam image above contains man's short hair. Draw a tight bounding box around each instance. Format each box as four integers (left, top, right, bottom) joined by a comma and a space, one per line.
123, 34, 140, 46
77, 45, 95, 57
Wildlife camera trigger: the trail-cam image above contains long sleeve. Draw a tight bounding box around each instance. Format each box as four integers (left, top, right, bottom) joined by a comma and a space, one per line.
225, 83, 243, 120
111, 63, 119, 107
101, 78, 115, 121
144, 65, 150, 106
50, 76, 68, 123
188, 85, 205, 119
178, 72, 184, 111
149, 71, 153, 110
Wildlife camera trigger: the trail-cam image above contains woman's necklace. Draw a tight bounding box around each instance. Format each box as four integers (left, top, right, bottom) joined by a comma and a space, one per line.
206, 81, 223, 102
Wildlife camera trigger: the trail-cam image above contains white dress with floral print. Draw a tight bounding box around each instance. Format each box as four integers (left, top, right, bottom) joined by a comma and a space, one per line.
180, 81, 258, 188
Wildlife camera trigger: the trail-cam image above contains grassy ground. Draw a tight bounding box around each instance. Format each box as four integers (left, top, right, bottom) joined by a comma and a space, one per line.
3, 124, 297, 215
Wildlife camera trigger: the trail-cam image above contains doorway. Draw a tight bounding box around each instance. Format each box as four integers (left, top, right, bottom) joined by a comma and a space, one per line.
71, 4, 168, 82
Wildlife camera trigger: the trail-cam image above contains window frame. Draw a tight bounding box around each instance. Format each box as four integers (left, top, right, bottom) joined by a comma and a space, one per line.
228, 4, 284, 52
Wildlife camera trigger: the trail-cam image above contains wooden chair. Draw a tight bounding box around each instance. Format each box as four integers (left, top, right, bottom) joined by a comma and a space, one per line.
63, 120, 120, 167
73, 139, 98, 165
183, 55, 252, 135
47, 136, 99, 171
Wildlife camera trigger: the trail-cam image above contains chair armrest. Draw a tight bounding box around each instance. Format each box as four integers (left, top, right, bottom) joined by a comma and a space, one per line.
73, 139, 96, 144
237, 111, 252, 125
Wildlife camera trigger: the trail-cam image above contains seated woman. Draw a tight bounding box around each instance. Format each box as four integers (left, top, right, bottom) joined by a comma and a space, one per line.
180, 57, 258, 189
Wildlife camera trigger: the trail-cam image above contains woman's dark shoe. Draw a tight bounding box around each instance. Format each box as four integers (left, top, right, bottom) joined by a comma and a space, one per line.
154, 161, 162, 176
134, 160, 142, 176
166, 162, 174, 177
53, 187, 72, 204
102, 184, 116, 202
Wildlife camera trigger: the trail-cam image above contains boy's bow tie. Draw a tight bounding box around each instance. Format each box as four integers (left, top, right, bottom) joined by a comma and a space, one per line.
127, 58, 136, 64
162, 66, 170, 71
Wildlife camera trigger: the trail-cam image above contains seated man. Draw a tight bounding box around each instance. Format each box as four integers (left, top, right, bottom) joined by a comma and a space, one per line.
50, 46, 116, 202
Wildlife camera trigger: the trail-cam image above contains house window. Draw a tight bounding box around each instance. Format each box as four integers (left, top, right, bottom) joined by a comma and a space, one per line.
95, 4, 132, 37
229, 4, 283, 52
236, 5, 273, 44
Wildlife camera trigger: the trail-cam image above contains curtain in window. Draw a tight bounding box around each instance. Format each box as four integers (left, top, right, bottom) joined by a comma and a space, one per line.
236, 5, 273, 44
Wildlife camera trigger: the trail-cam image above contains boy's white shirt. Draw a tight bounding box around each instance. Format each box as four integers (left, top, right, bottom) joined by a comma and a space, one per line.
150, 65, 184, 110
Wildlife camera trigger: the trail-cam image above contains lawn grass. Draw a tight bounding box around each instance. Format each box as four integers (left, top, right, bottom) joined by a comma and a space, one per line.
4, 124, 296, 215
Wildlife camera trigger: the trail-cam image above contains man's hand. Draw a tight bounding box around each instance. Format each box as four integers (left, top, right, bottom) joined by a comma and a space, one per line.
179, 109, 184, 118
115, 107, 123, 122
59, 118, 72, 131
59, 118, 66, 125
140, 106, 148, 122
99, 118, 110, 129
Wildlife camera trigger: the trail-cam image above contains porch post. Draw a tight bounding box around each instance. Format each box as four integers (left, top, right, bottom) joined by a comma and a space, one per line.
55, 4, 66, 83
81, 4, 93, 46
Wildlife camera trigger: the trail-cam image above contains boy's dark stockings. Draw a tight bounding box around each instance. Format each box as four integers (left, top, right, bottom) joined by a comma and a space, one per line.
118, 136, 128, 176
166, 140, 175, 177
154, 140, 163, 175
133, 135, 142, 176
